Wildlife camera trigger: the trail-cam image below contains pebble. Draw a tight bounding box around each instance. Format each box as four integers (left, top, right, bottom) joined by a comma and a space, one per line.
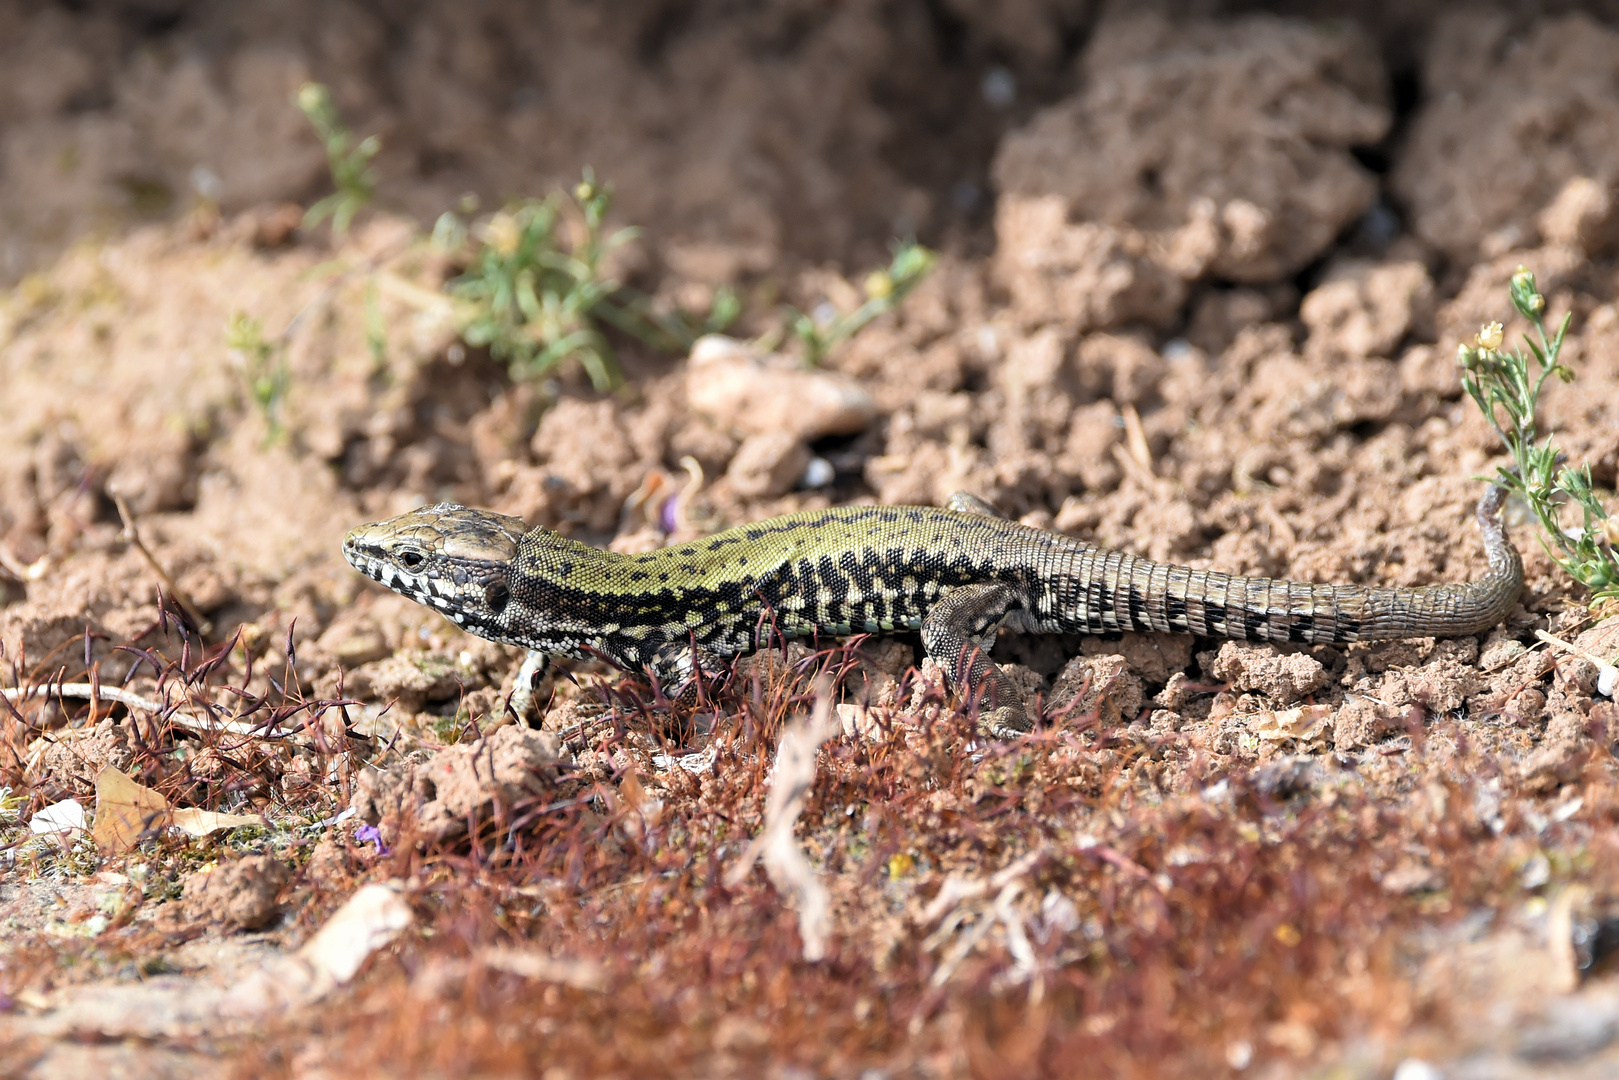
686, 335, 876, 441
726, 431, 810, 498
1391, 1061, 1441, 1080
1515, 996, 1619, 1062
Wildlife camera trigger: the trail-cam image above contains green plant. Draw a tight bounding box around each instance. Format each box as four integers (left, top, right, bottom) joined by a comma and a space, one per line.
1457, 267, 1619, 601
446, 172, 630, 390
787, 239, 937, 366
296, 82, 379, 238
443, 170, 739, 392
226, 312, 290, 444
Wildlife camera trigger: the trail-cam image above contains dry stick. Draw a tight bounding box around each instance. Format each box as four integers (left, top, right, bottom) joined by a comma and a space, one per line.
0, 682, 286, 738
113, 494, 213, 639
724, 680, 840, 961
0, 542, 47, 582
918, 848, 1048, 991
1534, 629, 1619, 697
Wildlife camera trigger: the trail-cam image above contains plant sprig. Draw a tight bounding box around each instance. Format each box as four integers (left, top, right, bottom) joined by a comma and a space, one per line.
225, 312, 290, 445
787, 239, 937, 367
1458, 267, 1619, 600
297, 82, 379, 239
443, 170, 738, 392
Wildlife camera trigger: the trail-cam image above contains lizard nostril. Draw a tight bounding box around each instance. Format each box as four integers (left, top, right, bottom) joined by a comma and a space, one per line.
485, 581, 510, 615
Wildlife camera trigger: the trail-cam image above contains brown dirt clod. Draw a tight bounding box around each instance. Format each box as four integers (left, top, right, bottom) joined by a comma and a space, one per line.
350, 725, 573, 846
181, 854, 292, 931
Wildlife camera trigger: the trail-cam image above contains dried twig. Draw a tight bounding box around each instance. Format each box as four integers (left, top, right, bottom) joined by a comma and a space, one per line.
1535, 628, 1619, 697
0, 542, 48, 582
0, 681, 289, 737
725, 679, 840, 961
113, 494, 212, 638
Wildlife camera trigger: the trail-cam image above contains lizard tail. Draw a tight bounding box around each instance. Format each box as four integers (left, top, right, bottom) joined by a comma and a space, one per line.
1053, 484, 1523, 645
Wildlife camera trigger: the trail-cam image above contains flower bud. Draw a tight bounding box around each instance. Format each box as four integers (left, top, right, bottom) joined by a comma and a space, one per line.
296, 82, 327, 118
1509, 266, 1545, 321
482, 212, 521, 257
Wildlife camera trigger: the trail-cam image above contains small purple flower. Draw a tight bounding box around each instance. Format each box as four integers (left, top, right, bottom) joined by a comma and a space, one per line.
355, 823, 390, 855
659, 495, 679, 535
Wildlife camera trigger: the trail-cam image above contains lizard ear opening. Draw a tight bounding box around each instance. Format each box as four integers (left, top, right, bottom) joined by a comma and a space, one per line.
485, 580, 511, 615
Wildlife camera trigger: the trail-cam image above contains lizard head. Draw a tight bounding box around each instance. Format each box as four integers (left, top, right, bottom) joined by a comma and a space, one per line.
343, 503, 530, 640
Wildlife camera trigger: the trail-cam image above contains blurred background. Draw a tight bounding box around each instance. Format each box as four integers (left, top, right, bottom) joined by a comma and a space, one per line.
5, 0, 1618, 283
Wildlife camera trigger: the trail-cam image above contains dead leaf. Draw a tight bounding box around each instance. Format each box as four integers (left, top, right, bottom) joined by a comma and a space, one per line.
28, 797, 88, 837
171, 808, 266, 837
93, 766, 172, 854
1251, 704, 1333, 744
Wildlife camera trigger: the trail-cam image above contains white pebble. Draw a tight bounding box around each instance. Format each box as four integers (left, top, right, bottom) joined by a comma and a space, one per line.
981, 67, 1016, 108
1392, 1060, 1442, 1080
801, 457, 835, 488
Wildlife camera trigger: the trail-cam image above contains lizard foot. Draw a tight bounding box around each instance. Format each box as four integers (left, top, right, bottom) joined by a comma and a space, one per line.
976, 702, 1032, 738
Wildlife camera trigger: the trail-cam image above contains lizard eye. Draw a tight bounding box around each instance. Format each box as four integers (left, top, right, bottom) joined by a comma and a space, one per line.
484, 581, 510, 615
398, 549, 425, 571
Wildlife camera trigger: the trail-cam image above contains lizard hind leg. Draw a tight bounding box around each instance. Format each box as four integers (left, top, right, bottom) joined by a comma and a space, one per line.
920, 581, 1032, 736
946, 492, 1009, 519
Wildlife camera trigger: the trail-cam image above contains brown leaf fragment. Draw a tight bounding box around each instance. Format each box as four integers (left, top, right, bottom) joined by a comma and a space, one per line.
171, 808, 266, 837
93, 766, 172, 855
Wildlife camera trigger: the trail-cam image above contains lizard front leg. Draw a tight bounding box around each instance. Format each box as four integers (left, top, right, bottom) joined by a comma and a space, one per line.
920, 581, 1032, 736
507, 649, 551, 725
645, 638, 730, 707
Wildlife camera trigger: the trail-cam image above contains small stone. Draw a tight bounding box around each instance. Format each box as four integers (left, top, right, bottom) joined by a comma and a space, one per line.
351, 725, 573, 846
1049, 654, 1144, 726
355, 652, 466, 714
316, 614, 392, 667
1081, 631, 1192, 686
686, 336, 876, 441
183, 854, 291, 931
1391, 1059, 1441, 1080
1206, 641, 1329, 705
1333, 696, 1400, 752
726, 431, 811, 498
1479, 632, 1527, 673
1301, 260, 1434, 364
992, 196, 1185, 331
801, 456, 835, 488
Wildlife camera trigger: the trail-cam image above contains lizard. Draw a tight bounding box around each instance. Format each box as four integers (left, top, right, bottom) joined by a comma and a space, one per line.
342, 485, 1522, 737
